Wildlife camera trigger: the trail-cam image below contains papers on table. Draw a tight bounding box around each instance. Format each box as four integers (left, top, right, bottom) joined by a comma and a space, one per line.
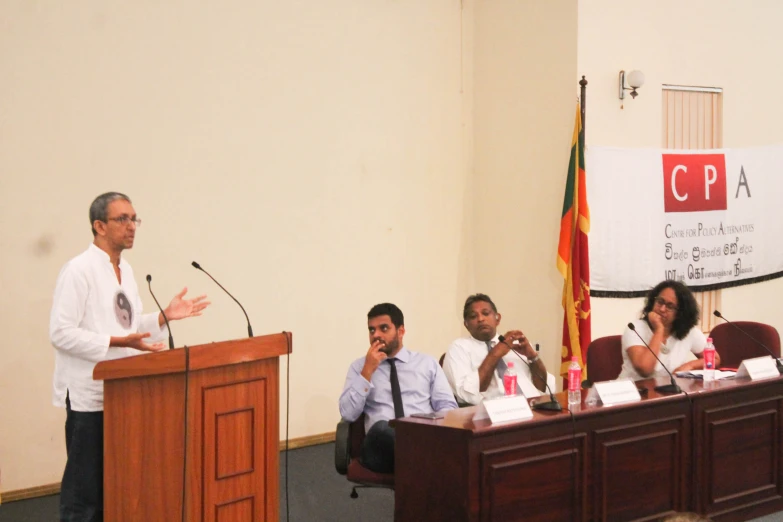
675, 369, 736, 380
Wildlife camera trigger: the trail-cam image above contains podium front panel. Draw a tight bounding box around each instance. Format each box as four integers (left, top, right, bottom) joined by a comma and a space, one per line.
187, 358, 280, 522
103, 373, 186, 521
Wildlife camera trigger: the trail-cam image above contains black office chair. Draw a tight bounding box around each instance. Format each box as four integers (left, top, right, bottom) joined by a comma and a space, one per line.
334, 413, 395, 498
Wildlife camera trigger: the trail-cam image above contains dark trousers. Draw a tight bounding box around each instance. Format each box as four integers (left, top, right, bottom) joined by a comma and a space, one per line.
60, 393, 104, 522
360, 420, 396, 474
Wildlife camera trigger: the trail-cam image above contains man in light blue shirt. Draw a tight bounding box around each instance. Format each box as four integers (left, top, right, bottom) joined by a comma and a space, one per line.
339, 303, 457, 473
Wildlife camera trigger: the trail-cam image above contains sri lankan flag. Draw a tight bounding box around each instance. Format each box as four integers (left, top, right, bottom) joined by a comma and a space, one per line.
557, 104, 591, 381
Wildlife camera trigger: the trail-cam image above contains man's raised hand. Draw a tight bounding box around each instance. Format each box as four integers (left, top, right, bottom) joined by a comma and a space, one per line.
361, 340, 388, 381
165, 287, 211, 321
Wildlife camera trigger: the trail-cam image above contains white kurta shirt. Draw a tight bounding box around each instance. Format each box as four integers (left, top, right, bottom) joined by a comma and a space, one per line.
618, 319, 705, 381
50, 244, 167, 411
442, 335, 545, 404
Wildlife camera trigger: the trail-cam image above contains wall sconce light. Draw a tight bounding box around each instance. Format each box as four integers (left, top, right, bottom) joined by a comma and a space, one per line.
619, 70, 645, 100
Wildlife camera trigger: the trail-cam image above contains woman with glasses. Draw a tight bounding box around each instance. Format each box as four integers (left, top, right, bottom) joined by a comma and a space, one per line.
617, 280, 720, 381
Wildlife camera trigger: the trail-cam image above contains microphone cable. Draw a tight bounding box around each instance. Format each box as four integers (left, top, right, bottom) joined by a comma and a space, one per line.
713, 310, 783, 374
502, 340, 579, 463
567, 405, 577, 469
145, 274, 187, 519
284, 332, 291, 522
173, 332, 290, 522
629, 322, 692, 404
181, 345, 190, 522
501, 338, 561, 412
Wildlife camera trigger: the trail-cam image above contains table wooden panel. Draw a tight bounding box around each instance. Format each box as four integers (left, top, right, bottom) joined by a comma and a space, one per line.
394, 375, 783, 522
690, 378, 783, 521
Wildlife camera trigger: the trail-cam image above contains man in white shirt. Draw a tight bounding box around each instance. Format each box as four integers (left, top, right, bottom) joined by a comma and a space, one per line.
50, 192, 210, 522
443, 293, 550, 405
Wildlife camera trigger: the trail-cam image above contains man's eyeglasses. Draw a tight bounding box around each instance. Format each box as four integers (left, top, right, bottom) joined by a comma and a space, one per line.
654, 297, 678, 312
106, 216, 142, 227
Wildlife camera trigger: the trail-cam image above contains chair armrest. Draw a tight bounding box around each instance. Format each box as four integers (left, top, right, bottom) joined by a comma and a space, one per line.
334, 419, 351, 475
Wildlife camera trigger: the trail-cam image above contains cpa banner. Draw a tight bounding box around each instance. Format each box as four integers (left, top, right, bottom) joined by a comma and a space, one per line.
587, 144, 783, 297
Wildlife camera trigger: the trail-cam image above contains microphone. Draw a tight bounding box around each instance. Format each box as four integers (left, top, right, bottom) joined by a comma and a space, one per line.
713, 310, 783, 374
191, 261, 253, 337
499, 336, 562, 412
627, 322, 680, 394
146, 274, 175, 350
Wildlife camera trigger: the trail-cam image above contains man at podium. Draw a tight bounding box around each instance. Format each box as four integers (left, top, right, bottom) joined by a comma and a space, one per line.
339, 303, 457, 473
49, 192, 210, 522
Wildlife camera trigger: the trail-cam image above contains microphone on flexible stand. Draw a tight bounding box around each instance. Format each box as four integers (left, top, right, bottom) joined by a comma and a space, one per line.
191, 261, 253, 337
628, 322, 680, 394
146, 274, 175, 350
500, 336, 562, 412
713, 310, 783, 374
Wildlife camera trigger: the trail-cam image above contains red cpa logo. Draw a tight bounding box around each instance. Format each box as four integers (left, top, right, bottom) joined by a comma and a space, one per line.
662, 154, 727, 212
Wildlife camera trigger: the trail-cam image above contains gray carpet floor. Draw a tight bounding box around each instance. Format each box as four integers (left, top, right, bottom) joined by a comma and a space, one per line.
0, 442, 780, 521
0, 443, 393, 522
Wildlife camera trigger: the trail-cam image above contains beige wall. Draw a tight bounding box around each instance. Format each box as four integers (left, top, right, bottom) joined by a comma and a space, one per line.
0, 0, 471, 492
579, 0, 783, 340
0, 0, 579, 493
472, 0, 578, 378
5, 0, 781, 498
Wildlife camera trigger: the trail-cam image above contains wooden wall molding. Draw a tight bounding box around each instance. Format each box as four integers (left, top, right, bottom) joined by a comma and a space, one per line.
2, 482, 62, 503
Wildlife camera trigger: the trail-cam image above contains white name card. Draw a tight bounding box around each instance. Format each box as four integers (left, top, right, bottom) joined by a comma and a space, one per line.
737, 356, 780, 381
594, 379, 642, 406
473, 395, 534, 424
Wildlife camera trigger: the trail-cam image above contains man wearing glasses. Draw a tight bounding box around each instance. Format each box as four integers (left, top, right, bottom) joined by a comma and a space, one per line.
50, 192, 210, 522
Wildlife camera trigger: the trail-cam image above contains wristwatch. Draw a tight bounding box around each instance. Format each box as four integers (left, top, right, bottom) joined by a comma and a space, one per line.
528, 353, 540, 363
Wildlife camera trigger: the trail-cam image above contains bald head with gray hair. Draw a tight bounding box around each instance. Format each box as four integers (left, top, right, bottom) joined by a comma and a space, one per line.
89, 192, 131, 236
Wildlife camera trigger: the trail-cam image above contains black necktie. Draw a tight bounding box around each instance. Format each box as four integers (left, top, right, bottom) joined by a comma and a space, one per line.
388, 358, 405, 419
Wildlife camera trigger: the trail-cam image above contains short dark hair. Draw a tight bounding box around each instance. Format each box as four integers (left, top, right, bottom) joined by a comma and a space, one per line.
463, 293, 498, 320
368, 303, 404, 328
89, 192, 131, 236
642, 280, 700, 340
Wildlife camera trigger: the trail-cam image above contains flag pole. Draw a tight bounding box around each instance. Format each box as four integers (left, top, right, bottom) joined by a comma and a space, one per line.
579, 75, 588, 139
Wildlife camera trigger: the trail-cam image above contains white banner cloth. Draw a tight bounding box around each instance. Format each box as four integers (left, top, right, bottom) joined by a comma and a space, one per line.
587, 144, 783, 296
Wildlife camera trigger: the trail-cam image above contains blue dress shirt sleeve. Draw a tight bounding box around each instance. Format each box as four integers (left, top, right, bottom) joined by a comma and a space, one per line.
430, 363, 459, 412
338, 359, 373, 422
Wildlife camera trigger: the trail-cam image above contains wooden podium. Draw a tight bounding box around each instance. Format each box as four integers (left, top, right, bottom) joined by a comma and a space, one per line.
93, 332, 291, 522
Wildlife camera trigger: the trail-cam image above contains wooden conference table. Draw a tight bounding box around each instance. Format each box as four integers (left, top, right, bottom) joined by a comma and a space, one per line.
394, 374, 783, 522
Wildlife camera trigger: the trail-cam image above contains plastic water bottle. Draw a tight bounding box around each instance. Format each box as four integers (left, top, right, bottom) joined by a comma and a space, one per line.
503, 362, 518, 396
703, 337, 716, 382
568, 356, 582, 405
